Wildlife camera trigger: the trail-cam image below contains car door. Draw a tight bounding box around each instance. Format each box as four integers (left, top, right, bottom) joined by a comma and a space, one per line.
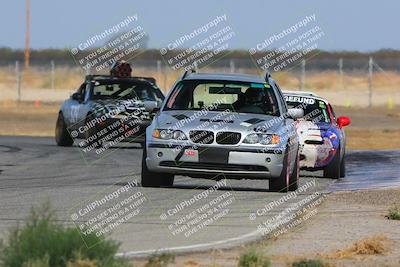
68, 83, 88, 131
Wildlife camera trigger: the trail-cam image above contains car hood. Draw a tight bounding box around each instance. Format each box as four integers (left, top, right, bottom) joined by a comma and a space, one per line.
154, 110, 284, 134
297, 120, 335, 141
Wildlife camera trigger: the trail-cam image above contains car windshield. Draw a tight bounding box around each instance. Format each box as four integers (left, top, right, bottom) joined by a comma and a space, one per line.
90, 80, 157, 101
285, 95, 331, 123
164, 80, 280, 116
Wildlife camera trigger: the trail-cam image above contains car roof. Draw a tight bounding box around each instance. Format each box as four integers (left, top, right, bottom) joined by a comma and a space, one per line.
283, 91, 330, 104
183, 72, 267, 84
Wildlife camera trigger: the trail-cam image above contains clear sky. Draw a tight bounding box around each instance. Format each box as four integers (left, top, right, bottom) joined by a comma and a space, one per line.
1, 0, 398, 51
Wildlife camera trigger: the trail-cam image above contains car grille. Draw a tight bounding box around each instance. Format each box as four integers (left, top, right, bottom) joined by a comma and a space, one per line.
160, 161, 268, 171
216, 132, 241, 145
189, 130, 214, 144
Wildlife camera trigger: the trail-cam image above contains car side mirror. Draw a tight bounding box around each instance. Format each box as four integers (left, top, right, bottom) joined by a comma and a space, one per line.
71, 92, 81, 102
288, 108, 304, 120
337, 116, 350, 129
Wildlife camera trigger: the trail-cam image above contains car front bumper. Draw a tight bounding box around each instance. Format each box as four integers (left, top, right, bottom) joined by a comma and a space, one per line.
300, 143, 336, 169
145, 143, 285, 179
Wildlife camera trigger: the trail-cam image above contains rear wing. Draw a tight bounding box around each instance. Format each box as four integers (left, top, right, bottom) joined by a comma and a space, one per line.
85, 75, 157, 85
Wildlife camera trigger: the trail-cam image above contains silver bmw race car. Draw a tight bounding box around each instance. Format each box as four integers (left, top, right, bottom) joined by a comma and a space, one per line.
141, 71, 304, 192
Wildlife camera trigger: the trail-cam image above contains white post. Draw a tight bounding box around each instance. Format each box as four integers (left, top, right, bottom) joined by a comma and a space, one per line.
16, 60, 21, 101
51, 60, 55, 89
300, 59, 305, 91
368, 57, 373, 108
230, 59, 235, 73
157, 60, 161, 73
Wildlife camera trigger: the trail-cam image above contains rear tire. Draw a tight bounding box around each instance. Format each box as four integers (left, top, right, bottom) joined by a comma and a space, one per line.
323, 147, 341, 179
141, 147, 174, 187
270, 148, 291, 192
55, 113, 73, 147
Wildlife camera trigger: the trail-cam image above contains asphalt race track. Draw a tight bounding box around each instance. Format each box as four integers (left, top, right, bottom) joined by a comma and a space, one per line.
0, 136, 399, 256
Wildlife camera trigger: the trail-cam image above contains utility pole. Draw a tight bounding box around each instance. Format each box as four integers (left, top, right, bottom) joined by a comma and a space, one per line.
339, 58, 343, 90
25, 0, 31, 68
16, 61, 21, 101
368, 57, 373, 108
300, 59, 305, 91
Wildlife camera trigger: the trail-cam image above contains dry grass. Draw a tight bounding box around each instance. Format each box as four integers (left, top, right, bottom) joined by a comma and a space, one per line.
1, 67, 400, 94
346, 129, 400, 150
323, 235, 389, 260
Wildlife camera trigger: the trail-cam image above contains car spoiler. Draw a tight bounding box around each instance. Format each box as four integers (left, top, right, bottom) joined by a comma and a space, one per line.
85, 75, 157, 85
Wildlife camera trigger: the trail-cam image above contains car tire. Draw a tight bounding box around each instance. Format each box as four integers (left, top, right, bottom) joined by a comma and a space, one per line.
323, 147, 341, 179
141, 147, 174, 187
340, 153, 346, 178
270, 148, 291, 193
55, 113, 73, 147
288, 152, 299, 191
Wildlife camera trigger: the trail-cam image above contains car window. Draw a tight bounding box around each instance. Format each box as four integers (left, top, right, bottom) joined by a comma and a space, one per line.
285, 95, 331, 123
90, 81, 156, 101
165, 80, 280, 116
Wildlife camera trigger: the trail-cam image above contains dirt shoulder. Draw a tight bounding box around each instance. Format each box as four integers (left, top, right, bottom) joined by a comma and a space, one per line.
131, 189, 400, 267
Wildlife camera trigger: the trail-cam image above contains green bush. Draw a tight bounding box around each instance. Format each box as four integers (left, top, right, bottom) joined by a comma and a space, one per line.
291, 259, 325, 267
0, 203, 131, 267
238, 249, 271, 267
387, 206, 400, 220
144, 253, 175, 267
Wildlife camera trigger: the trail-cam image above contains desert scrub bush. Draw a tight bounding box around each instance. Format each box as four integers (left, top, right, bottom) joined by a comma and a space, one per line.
386, 205, 400, 220
144, 253, 175, 267
0, 203, 131, 267
291, 259, 325, 267
238, 249, 271, 267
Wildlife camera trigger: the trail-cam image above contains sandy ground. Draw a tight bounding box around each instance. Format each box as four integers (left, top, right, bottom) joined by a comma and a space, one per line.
0, 101, 399, 150
130, 189, 400, 267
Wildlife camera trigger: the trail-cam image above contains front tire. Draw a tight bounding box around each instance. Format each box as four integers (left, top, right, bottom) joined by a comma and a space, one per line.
55, 113, 73, 147
141, 147, 174, 187
323, 147, 341, 179
288, 153, 300, 191
270, 148, 291, 192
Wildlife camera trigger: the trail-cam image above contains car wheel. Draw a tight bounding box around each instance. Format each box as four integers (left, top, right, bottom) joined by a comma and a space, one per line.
270, 148, 290, 192
323, 147, 341, 179
288, 152, 299, 191
340, 153, 346, 178
141, 147, 174, 187
55, 113, 73, 147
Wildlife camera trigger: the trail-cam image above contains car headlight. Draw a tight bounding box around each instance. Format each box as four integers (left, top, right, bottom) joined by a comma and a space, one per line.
243, 133, 259, 144
243, 133, 280, 145
152, 129, 187, 140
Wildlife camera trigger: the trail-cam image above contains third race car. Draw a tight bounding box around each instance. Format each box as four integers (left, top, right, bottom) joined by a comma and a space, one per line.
284, 91, 350, 178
